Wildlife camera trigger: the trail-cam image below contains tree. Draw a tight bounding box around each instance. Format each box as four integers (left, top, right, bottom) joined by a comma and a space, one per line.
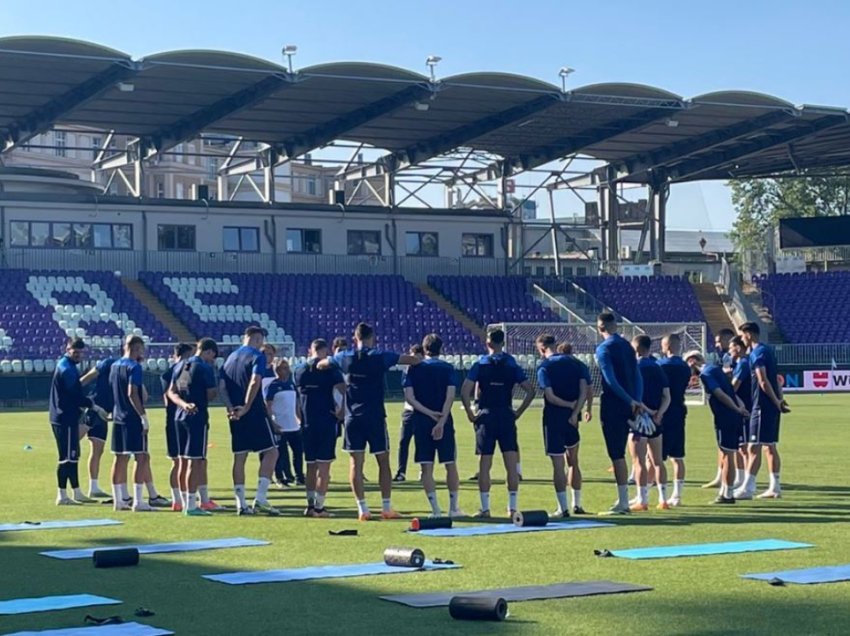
729, 175, 850, 253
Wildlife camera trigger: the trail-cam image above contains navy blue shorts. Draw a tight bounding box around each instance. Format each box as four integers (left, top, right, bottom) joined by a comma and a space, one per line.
715, 416, 740, 452
51, 421, 80, 463
475, 408, 518, 456
230, 412, 276, 454
542, 406, 579, 455
413, 412, 457, 464
303, 417, 337, 463
600, 400, 630, 461
165, 419, 181, 459
85, 410, 108, 442
662, 414, 686, 460
178, 413, 208, 459
112, 422, 148, 455
749, 409, 780, 445
344, 416, 389, 454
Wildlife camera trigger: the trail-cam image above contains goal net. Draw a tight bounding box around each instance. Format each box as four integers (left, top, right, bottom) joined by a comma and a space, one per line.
488, 321, 707, 405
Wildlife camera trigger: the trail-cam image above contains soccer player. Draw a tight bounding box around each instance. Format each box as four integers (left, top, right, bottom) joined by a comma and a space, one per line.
110, 335, 153, 512
265, 358, 304, 487
162, 343, 192, 510
331, 322, 420, 521
394, 344, 425, 483
734, 322, 790, 500
630, 335, 670, 511
658, 333, 691, 506
729, 335, 753, 489
404, 334, 463, 518
703, 328, 736, 488
79, 354, 117, 498
461, 328, 534, 518
167, 338, 218, 516
686, 351, 749, 503
595, 312, 646, 515
49, 338, 106, 505
220, 326, 280, 516
536, 334, 585, 517
294, 339, 346, 518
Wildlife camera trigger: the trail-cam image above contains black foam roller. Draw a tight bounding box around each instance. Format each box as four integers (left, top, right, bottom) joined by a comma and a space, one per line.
92, 548, 140, 568
449, 596, 508, 621
411, 517, 453, 531
383, 547, 425, 568
512, 510, 549, 527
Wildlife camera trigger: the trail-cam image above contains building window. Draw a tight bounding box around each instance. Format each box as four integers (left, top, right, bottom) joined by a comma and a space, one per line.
74, 223, 93, 248
50, 223, 72, 248
156, 181, 165, 198
91, 136, 101, 160
54, 131, 66, 157
286, 229, 321, 254
577, 267, 587, 276
207, 157, 217, 179
223, 226, 260, 252
405, 231, 439, 256
9, 221, 132, 249
347, 230, 381, 255
306, 176, 317, 196
158, 224, 196, 251
462, 233, 493, 257
10, 221, 30, 246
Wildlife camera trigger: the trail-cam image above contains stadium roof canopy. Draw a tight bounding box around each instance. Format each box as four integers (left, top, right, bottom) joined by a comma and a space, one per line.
2, 36, 850, 184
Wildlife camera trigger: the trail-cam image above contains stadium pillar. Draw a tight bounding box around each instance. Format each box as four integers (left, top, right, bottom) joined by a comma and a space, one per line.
599, 166, 619, 269
649, 181, 668, 262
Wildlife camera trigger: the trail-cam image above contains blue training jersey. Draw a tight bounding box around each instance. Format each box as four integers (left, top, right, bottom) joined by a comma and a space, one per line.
221, 345, 267, 417
537, 354, 584, 414
93, 357, 117, 411
403, 357, 458, 412
333, 347, 400, 421
49, 355, 92, 425
110, 357, 143, 426
700, 363, 739, 423
659, 355, 690, 417
637, 356, 668, 411
467, 352, 526, 410
294, 358, 344, 427
595, 334, 642, 414
732, 357, 753, 411
171, 355, 216, 420
750, 343, 780, 415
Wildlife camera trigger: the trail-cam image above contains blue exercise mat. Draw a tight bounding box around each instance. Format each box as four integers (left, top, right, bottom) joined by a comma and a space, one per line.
412, 519, 613, 537
0, 519, 122, 533
203, 560, 460, 585
609, 539, 812, 560
41, 537, 269, 560
742, 564, 850, 585
4, 623, 172, 636
0, 594, 120, 615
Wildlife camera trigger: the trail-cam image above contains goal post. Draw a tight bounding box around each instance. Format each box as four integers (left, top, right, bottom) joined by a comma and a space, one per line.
488, 321, 707, 405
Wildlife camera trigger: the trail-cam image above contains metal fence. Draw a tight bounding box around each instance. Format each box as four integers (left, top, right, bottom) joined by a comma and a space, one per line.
774, 343, 850, 367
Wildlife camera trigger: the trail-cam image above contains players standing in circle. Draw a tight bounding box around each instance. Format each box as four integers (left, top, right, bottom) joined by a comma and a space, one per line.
49, 338, 106, 505
166, 338, 218, 516
220, 326, 280, 516
295, 339, 346, 517
658, 334, 691, 507
79, 354, 117, 498
595, 313, 647, 515
686, 351, 749, 504
535, 335, 585, 518
110, 335, 153, 512
461, 328, 534, 518
734, 322, 789, 500
404, 334, 464, 518
729, 335, 753, 490
630, 335, 670, 511
162, 343, 192, 510
394, 344, 425, 483
331, 322, 421, 521
265, 358, 304, 488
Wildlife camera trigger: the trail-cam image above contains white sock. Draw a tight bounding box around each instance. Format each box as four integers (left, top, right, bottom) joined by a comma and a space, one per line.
657, 482, 667, 502
556, 491, 568, 512
234, 485, 247, 509
382, 498, 392, 513
256, 477, 271, 503
111, 484, 122, 504
769, 472, 781, 492
187, 492, 198, 511
181, 491, 189, 507
744, 473, 756, 491
674, 480, 684, 499
639, 486, 648, 505
119, 483, 129, 500
72, 486, 83, 499
479, 491, 490, 512
734, 469, 744, 488
134, 483, 144, 506
145, 481, 159, 498
617, 485, 629, 508
571, 488, 582, 509
306, 490, 317, 506
449, 490, 459, 513
89, 478, 100, 493
171, 487, 181, 504
516, 462, 522, 477
357, 499, 369, 515
57, 488, 67, 500
316, 493, 326, 509
199, 485, 210, 504
508, 491, 518, 512
426, 491, 441, 516
714, 466, 722, 481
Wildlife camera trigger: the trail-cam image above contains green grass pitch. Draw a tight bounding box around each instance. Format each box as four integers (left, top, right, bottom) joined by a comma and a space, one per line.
1, 396, 848, 635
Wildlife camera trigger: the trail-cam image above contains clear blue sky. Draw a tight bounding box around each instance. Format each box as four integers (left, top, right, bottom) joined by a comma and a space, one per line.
3, 0, 849, 230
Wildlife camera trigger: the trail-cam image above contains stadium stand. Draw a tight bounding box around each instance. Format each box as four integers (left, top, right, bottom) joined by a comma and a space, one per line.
139, 272, 484, 355
756, 271, 850, 343
427, 275, 561, 327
